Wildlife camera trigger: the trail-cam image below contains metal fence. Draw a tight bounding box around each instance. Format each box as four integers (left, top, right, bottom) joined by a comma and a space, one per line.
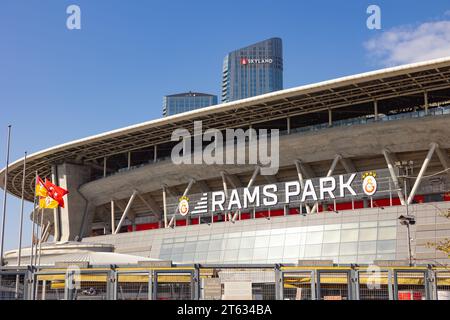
2, 265, 450, 300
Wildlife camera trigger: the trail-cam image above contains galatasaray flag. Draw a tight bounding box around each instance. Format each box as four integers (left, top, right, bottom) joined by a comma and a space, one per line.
44, 179, 68, 208
39, 196, 59, 209
35, 176, 48, 198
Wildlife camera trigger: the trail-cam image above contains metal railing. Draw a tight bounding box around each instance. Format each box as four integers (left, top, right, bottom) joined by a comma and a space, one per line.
1, 264, 450, 300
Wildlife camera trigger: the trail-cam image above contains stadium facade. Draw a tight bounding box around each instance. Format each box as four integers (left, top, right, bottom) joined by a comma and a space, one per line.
221, 37, 283, 103
1, 57, 450, 267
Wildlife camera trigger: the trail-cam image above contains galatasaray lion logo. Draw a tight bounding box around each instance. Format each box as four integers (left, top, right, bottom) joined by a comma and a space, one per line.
178, 196, 190, 216
362, 172, 377, 196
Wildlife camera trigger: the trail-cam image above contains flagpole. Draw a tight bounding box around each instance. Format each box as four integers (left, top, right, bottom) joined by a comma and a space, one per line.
14, 151, 27, 299
37, 208, 44, 268
29, 171, 38, 268
16, 152, 27, 266
0, 125, 12, 266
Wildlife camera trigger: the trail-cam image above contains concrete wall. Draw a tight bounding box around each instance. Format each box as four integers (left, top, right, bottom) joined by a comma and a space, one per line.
55, 163, 92, 242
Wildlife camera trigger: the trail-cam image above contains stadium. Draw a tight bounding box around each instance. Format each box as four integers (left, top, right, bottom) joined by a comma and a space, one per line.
1, 57, 450, 300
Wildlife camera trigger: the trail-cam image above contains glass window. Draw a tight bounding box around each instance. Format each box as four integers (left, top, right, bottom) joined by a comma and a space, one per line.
338, 256, 357, 264
307, 225, 323, 232
304, 244, 322, 258
184, 241, 197, 252
358, 241, 377, 254
196, 241, 209, 252
268, 246, 283, 259
254, 235, 270, 248
357, 255, 376, 264
306, 231, 323, 244
172, 243, 184, 255
360, 221, 377, 228
228, 232, 242, 238
182, 251, 195, 262
377, 227, 397, 240
208, 239, 223, 251
195, 250, 208, 262
253, 247, 269, 261
324, 224, 341, 231
240, 237, 255, 249
198, 234, 210, 241
341, 229, 359, 242
359, 228, 377, 241
376, 253, 396, 261
210, 233, 223, 240
226, 238, 241, 250
160, 244, 173, 253
322, 243, 339, 256
174, 236, 185, 243
269, 234, 285, 247
285, 233, 301, 246
224, 250, 239, 262
283, 246, 300, 259
377, 240, 396, 253
238, 248, 253, 261
206, 251, 221, 262
378, 220, 397, 227
339, 242, 358, 256
323, 230, 341, 243
255, 230, 270, 236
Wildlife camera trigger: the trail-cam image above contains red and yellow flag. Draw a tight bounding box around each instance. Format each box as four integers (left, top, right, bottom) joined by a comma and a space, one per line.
35, 176, 48, 198
44, 179, 68, 208
35, 176, 69, 209
39, 196, 59, 209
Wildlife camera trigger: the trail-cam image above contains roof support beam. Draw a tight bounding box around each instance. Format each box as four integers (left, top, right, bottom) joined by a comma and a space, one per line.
407, 142, 438, 204
327, 154, 341, 177
247, 166, 260, 189
295, 160, 312, 214
382, 149, 406, 205
220, 171, 229, 199
114, 190, 138, 234
225, 173, 242, 189
312, 154, 342, 214
340, 157, 357, 173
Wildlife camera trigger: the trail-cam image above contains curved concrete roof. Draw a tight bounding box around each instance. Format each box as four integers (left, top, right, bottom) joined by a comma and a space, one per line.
2, 56, 450, 201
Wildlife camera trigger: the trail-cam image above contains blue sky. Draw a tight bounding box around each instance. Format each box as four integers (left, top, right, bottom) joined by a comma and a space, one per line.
1, 0, 450, 251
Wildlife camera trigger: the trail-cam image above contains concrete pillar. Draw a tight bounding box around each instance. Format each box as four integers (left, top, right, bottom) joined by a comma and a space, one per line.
103, 157, 107, 178
328, 108, 332, 126
424, 91, 429, 115
374, 100, 379, 121
54, 163, 92, 242
287, 117, 291, 134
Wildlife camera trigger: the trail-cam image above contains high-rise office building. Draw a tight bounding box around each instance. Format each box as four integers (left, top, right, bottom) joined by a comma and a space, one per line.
163, 92, 217, 117
221, 37, 283, 103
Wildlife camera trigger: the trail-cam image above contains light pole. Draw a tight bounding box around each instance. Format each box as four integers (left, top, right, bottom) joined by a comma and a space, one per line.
398, 214, 416, 266
395, 160, 416, 266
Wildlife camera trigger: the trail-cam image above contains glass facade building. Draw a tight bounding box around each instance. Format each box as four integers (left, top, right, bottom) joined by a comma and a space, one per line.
221, 37, 283, 103
163, 92, 217, 117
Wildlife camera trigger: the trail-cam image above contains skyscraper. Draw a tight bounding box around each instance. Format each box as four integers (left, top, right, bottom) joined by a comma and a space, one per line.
221, 37, 283, 103
163, 92, 217, 117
